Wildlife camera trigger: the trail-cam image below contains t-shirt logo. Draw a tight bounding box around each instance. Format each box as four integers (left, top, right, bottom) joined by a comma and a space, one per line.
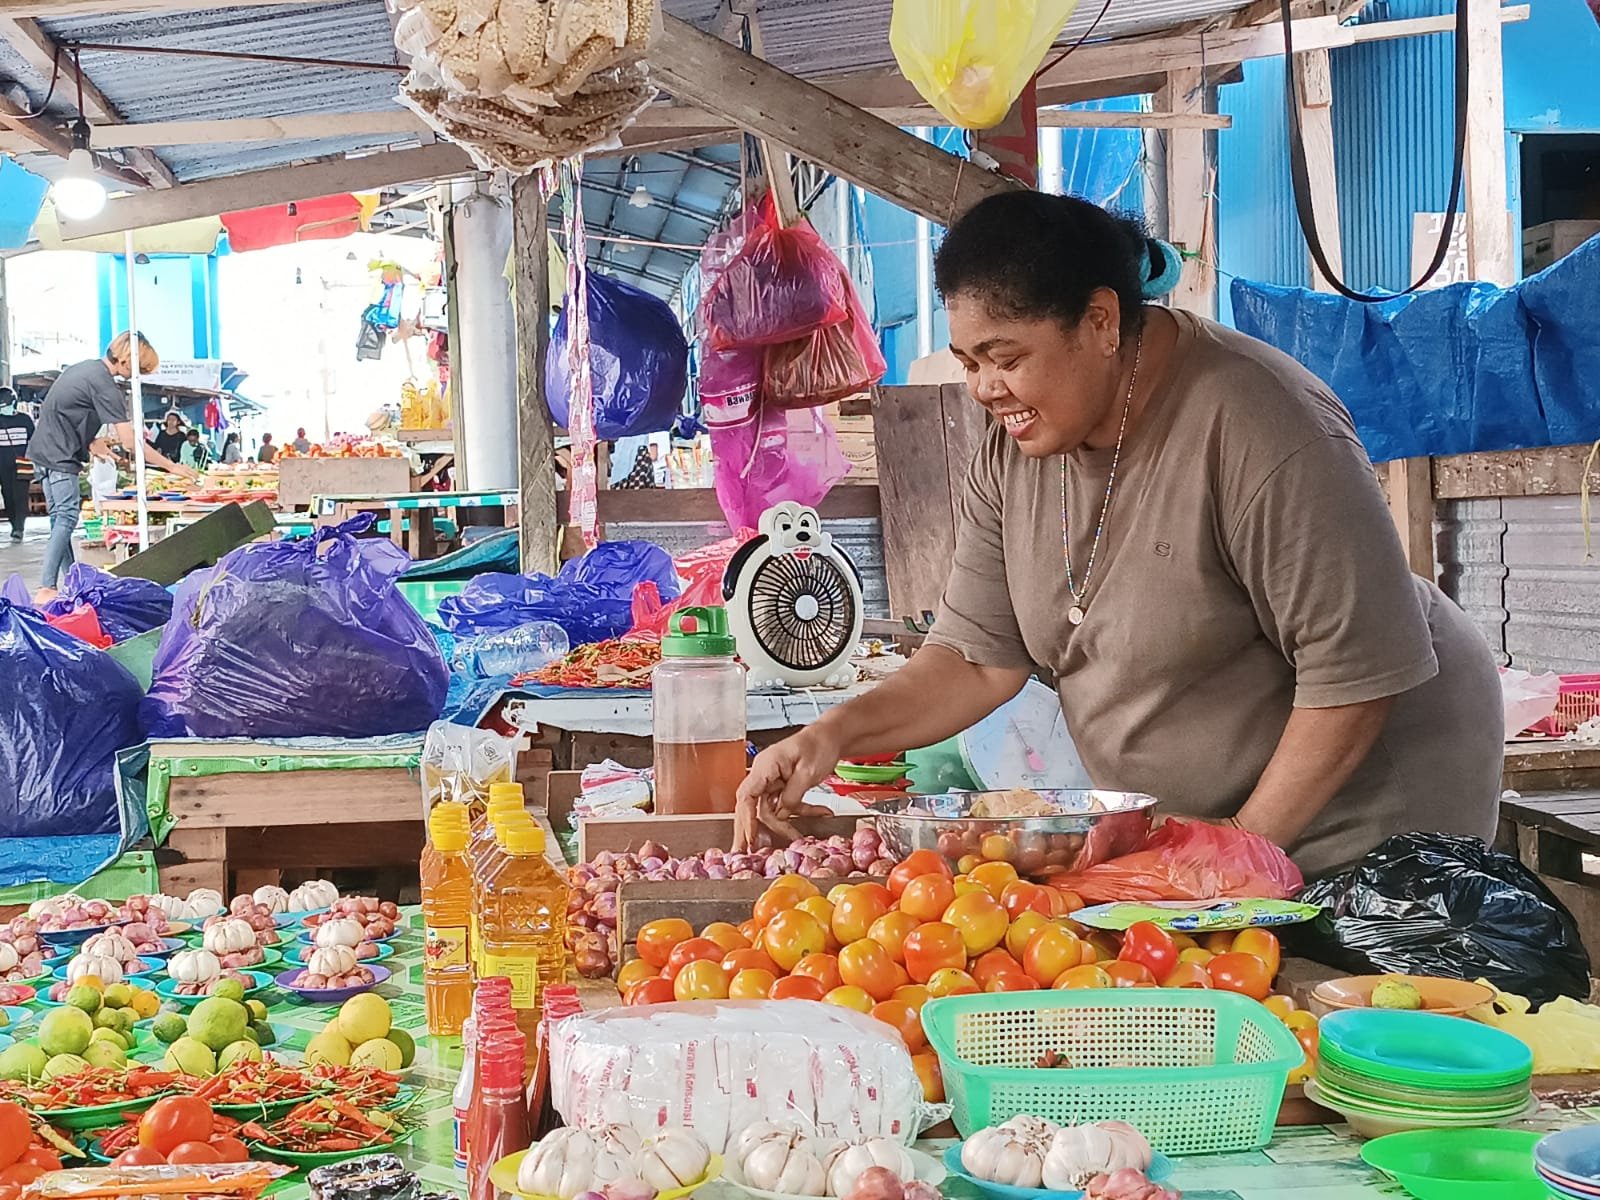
1154, 541, 1173, 558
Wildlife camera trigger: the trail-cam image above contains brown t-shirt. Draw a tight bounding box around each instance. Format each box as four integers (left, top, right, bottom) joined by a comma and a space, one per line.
929, 311, 1502, 879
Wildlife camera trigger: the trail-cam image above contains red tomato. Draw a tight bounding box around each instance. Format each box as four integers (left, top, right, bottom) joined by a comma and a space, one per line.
970, 949, 1023, 989
984, 973, 1039, 992
887, 851, 954, 899
700, 922, 751, 953
1160, 961, 1214, 989
166, 1142, 222, 1165
901, 922, 967, 983
17, 1149, 60, 1174
899, 875, 957, 923
625, 977, 676, 1006
1000, 882, 1055, 921
0, 1166, 43, 1188
790, 953, 843, 993
770, 975, 827, 1001
1103, 961, 1157, 988
832, 885, 892, 945
1230, 928, 1282, 979
752, 886, 804, 929
138, 1096, 213, 1154
636, 918, 694, 969
615, 959, 659, 994
722, 947, 781, 976
112, 1147, 167, 1167
0, 1103, 28, 1170
0, 1182, 21, 1200
838, 938, 898, 1001
1207, 952, 1274, 1001
1118, 922, 1178, 983
207, 1137, 250, 1164
664, 937, 729, 982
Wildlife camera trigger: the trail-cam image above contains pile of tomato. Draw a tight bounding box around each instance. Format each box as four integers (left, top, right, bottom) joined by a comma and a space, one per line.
619, 849, 1321, 1099
101, 1096, 251, 1167
0, 1101, 68, 1200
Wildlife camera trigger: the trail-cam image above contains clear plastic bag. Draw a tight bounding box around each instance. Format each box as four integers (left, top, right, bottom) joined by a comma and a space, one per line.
1500, 666, 1560, 738
890, 0, 1082, 129
1468, 987, 1600, 1074
420, 720, 519, 818
700, 204, 849, 351
1053, 818, 1304, 904
711, 404, 850, 531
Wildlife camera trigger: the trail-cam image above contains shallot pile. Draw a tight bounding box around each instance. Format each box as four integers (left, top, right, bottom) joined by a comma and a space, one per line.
566, 829, 899, 978
306, 898, 400, 940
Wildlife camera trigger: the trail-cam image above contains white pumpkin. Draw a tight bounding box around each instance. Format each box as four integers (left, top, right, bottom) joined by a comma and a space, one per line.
67, 954, 124, 985
202, 918, 257, 955
288, 880, 339, 912
82, 931, 137, 964
251, 885, 290, 914
307, 945, 358, 977
314, 918, 364, 949
0, 943, 17, 973
168, 948, 221, 984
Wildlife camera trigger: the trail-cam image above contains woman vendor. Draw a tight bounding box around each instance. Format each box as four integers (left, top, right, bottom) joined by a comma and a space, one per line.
735, 191, 1502, 880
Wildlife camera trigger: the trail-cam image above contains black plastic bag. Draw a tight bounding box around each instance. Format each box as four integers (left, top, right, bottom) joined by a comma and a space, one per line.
1290, 833, 1590, 1007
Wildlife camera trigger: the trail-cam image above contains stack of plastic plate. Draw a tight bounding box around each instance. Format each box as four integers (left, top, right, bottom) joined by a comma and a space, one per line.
1536, 1127, 1600, 1197
1305, 1009, 1535, 1138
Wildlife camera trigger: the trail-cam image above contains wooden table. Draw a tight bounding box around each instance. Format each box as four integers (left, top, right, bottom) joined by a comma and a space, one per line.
312, 489, 517, 560
1499, 742, 1600, 965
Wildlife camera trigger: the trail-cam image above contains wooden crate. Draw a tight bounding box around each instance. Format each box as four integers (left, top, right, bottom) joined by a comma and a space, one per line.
278, 457, 412, 511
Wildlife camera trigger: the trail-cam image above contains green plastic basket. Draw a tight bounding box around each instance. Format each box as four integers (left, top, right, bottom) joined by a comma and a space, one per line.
921, 989, 1303, 1156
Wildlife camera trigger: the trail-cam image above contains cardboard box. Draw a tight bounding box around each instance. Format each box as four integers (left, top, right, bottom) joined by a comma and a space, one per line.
837, 430, 878, 483
1523, 220, 1600, 274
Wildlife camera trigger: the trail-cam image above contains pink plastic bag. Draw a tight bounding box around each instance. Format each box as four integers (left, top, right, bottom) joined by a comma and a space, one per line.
700, 203, 849, 351
699, 346, 762, 429
627, 532, 753, 641
712, 404, 849, 531
762, 265, 888, 409
1053, 818, 1304, 904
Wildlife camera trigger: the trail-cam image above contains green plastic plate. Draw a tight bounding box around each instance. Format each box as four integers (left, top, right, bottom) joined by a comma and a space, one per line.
1360, 1128, 1546, 1200
31, 1093, 163, 1131
249, 1125, 413, 1167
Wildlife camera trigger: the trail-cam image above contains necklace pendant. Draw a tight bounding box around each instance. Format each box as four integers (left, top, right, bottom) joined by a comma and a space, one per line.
1068, 604, 1085, 626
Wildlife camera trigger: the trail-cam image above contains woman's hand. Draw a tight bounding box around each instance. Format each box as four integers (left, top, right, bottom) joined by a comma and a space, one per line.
734, 723, 844, 851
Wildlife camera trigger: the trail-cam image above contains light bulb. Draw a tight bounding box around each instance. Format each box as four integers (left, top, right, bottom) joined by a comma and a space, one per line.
628, 184, 651, 209
53, 147, 107, 221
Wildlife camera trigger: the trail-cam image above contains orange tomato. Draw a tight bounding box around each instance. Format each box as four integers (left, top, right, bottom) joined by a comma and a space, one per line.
1207, 952, 1273, 1001
770, 974, 827, 1001
1022, 925, 1083, 986
1170, 932, 1198, 952
769, 875, 820, 899
729, 968, 777, 999
822, 985, 875, 1013
952, 879, 988, 899
752, 886, 804, 928
900, 874, 958, 922
887, 850, 954, 898
1005, 912, 1050, 961
1200, 931, 1237, 954
1159, 961, 1213, 989
856, 882, 894, 908
838, 938, 898, 1001
902, 922, 967, 983
625, 977, 675, 1005
985, 973, 1039, 992
616, 959, 659, 994
700, 922, 750, 953
674, 959, 731, 1001
927, 967, 981, 997
1118, 922, 1179, 983
970, 949, 1023, 988
827, 883, 854, 906
664, 937, 727, 982
1263, 995, 1297, 1020
832, 885, 892, 944
893, 984, 932, 1012
979, 832, 1017, 863
867, 911, 920, 963
723, 947, 781, 975
1051, 887, 1086, 915
1178, 947, 1214, 967
798, 897, 840, 952
763, 909, 826, 972
1284, 1009, 1319, 1034
739, 919, 763, 945
636, 918, 693, 969
942, 891, 1008, 956
890, 962, 911, 990
1102, 961, 1157, 988
1230, 928, 1282, 979
791, 952, 843, 993
1000, 881, 1055, 921
911, 1052, 945, 1103
1052, 964, 1114, 989
956, 854, 981, 875
1293, 1023, 1319, 1060
869, 999, 929, 1051
967, 861, 1020, 899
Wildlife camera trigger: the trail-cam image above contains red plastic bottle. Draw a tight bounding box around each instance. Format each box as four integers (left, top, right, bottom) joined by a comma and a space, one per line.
467, 1028, 531, 1200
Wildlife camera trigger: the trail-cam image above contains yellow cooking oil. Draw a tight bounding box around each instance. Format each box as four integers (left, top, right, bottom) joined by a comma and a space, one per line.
468, 787, 525, 977
478, 813, 569, 1068
420, 801, 473, 1036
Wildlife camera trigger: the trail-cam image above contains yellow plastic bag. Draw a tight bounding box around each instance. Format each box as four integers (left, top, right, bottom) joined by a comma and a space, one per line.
1469, 981, 1600, 1074
890, 0, 1080, 129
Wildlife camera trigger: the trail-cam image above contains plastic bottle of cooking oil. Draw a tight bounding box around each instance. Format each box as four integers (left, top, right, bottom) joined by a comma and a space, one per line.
468, 785, 525, 977
421, 801, 473, 1036
478, 813, 568, 1071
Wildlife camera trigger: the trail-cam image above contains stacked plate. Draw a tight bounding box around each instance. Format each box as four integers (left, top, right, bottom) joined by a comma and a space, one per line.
1536, 1127, 1600, 1198
1307, 1009, 1535, 1138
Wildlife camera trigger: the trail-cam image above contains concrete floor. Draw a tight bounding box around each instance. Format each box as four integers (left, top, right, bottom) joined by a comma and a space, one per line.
0, 516, 62, 590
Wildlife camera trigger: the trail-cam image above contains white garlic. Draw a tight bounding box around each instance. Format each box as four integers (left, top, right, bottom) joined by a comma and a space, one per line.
827, 1139, 916, 1198
632, 1130, 712, 1192
741, 1139, 828, 1196
960, 1129, 1046, 1190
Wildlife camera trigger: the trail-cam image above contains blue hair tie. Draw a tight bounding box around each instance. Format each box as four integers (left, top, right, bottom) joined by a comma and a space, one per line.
1142, 238, 1183, 300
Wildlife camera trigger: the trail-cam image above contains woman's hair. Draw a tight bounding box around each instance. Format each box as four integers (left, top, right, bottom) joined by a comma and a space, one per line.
224, 432, 239, 445
934, 192, 1165, 336
105, 330, 159, 376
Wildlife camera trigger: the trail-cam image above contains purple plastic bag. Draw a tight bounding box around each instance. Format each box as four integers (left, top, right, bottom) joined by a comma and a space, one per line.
546, 273, 689, 440
41, 564, 172, 643
711, 403, 850, 531
142, 516, 448, 739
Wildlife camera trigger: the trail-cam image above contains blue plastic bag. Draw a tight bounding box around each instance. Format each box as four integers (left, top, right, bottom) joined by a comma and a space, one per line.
0, 600, 143, 836
436, 541, 681, 643
41, 564, 173, 643
546, 273, 689, 440
142, 516, 449, 738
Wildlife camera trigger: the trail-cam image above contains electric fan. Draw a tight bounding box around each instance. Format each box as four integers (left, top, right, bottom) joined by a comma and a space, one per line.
722, 501, 865, 688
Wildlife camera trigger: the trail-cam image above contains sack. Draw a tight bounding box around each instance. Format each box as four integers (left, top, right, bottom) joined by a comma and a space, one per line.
41, 564, 173, 643
0, 601, 143, 836
1290, 832, 1590, 1008
890, 0, 1082, 129
547, 273, 689, 440
1052, 818, 1304, 904
700, 204, 849, 351
711, 403, 850, 531
762, 267, 888, 409
142, 516, 449, 739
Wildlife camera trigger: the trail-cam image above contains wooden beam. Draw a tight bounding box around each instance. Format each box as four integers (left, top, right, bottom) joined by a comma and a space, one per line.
511, 175, 557, 576
0, 95, 149, 189
86, 111, 427, 150
1464, 0, 1513, 285
56, 143, 476, 240
1384, 457, 1437, 579
1295, 49, 1344, 291
648, 14, 1014, 226
1159, 67, 1216, 316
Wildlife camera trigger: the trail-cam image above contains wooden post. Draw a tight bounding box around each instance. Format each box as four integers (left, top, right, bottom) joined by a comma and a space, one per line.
442, 200, 468, 489
1294, 50, 1344, 293
1159, 67, 1216, 316
1464, 0, 1513, 285
1387, 457, 1437, 580
511, 175, 558, 576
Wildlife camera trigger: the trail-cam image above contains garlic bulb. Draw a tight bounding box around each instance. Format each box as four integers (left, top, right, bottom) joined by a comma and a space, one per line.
517, 1129, 629, 1200
594, 1125, 645, 1160
1042, 1123, 1152, 1191
741, 1139, 827, 1196
314, 917, 364, 948
203, 918, 257, 955
251, 885, 290, 914
288, 880, 339, 912
828, 1140, 915, 1199
0, 944, 16, 973
168, 948, 221, 984
29, 894, 83, 918
999, 1115, 1057, 1149
960, 1129, 1046, 1190
633, 1130, 712, 1192
67, 954, 124, 985
733, 1122, 800, 1169
308, 945, 358, 977
180, 888, 225, 918
82, 931, 137, 963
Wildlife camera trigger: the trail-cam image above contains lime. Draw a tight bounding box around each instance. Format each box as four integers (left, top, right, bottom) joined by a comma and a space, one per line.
90, 1027, 128, 1051
0, 1044, 46, 1082
251, 1021, 276, 1048
163, 1036, 216, 1077
211, 978, 246, 1003
102, 983, 132, 1009
385, 1028, 416, 1068
218, 1039, 262, 1069
304, 1031, 352, 1067
350, 1038, 402, 1071
150, 1012, 187, 1045
245, 999, 268, 1023
65, 985, 101, 1014
188, 997, 248, 1052
82, 1041, 126, 1070
39, 1007, 94, 1057
42, 1053, 88, 1080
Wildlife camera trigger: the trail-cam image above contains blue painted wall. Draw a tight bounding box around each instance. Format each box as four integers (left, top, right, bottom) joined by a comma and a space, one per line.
98, 253, 220, 359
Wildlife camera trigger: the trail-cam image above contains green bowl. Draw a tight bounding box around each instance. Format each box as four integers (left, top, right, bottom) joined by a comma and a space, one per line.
1318, 1010, 1532, 1092
249, 1125, 413, 1167
833, 760, 911, 783
1360, 1128, 1546, 1200
212, 1093, 316, 1120
153, 972, 273, 1006
32, 1094, 163, 1131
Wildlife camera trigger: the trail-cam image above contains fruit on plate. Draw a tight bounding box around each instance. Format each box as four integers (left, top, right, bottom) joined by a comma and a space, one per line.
1370, 976, 1424, 1010
39, 972, 159, 1023
304, 899, 399, 940
300, 995, 406, 1069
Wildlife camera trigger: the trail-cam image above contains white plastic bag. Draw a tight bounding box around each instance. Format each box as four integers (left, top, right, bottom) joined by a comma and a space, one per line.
551, 1000, 931, 1152
1500, 666, 1561, 739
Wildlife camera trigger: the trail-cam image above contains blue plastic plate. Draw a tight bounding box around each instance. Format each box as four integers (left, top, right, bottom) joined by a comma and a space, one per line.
1537, 1128, 1600, 1186
153, 970, 274, 1005
941, 1145, 1174, 1200
286, 940, 394, 965
274, 963, 390, 1002
40, 924, 112, 948
139, 938, 188, 959
0, 1006, 33, 1032
273, 908, 329, 928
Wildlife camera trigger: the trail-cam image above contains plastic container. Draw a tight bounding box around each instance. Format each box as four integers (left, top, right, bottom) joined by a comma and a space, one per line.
920, 989, 1303, 1155
479, 815, 568, 1074
1360, 1128, 1545, 1200
1528, 673, 1600, 736
469, 785, 526, 978
652, 606, 747, 815
472, 621, 570, 678
422, 801, 474, 1037
1317, 1009, 1533, 1091
467, 1027, 531, 1200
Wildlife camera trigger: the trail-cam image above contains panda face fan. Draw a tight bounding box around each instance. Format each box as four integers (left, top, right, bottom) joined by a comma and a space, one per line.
721, 501, 866, 689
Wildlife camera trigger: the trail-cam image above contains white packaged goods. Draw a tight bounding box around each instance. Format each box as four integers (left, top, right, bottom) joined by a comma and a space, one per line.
551, 1000, 928, 1153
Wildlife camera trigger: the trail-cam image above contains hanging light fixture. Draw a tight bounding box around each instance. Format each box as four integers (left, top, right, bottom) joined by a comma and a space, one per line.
52, 47, 107, 221
628, 184, 651, 209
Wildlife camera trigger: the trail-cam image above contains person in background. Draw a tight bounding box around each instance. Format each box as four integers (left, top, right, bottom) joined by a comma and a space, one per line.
151, 411, 186, 461
257, 432, 278, 464
614, 445, 658, 489
0, 387, 34, 542
221, 432, 242, 464
291, 427, 312, 454
181, 428, 210, 471
27, 331, 197, 588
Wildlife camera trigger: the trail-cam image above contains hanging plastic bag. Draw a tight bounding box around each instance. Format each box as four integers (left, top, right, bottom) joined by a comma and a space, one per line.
763, 266, 889, 409
700, 203, 850, 351
41, 564, 173, 643
547, 272, 689, 440
1500, 666, 1561, 738
1051, 817, 1304, 904
1467, 987, 1600, 1073
0, 600, 143, 837
1289, 832, 1590, 1007
699, 347, 762, 429
142, 516, 449, 739
711, 403, 850, 531
890, 0, 1082, 129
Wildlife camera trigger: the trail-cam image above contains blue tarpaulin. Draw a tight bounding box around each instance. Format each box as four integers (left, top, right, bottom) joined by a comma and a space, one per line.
0, 160, 46, 250
1231, 235, 1600, 462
